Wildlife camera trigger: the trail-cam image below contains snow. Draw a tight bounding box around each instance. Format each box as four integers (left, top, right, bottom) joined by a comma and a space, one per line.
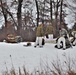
0, 41, 76, 74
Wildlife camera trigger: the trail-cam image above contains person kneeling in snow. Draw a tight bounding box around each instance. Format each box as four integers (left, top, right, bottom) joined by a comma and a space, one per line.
55, 28, 72, 50
34, 22, 45, 48
71, 31, 76, 46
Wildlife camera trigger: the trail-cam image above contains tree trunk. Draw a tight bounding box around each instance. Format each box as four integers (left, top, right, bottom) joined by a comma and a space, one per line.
17, 0, 23, 35
60, 0, 63, 28
0, 0, 8, 38
0, 0, 8, 28
54, 0, 60, 38
35, 0, 39, 27
50, 0, 53, 22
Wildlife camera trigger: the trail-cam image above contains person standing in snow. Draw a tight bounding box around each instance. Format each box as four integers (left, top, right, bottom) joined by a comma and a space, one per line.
34, 22, 44, 47
45, 23, 53, 39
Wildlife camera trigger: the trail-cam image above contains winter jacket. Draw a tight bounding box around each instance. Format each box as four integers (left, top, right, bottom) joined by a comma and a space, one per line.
60, 28, 68, 37
45, 25, 53, 35
72, 31, 76, 38
36, 24, 44, 37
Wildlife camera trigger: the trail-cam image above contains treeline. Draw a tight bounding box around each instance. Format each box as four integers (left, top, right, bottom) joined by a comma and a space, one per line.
0, 0, 76, 41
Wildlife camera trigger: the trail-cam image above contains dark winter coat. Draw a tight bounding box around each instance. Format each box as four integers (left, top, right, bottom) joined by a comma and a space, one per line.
36, 24, 44, 37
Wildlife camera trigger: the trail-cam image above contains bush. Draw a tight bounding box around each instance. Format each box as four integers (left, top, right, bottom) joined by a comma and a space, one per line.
2, 54, 76, 75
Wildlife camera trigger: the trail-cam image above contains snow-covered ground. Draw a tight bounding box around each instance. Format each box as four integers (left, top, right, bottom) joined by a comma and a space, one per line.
0, 41, 76, 74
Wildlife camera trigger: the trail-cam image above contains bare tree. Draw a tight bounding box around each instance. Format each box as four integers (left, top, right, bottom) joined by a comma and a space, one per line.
0, 0, 8, 28
60, 0, 63, 28
50, 0, 53, 22
53, 0, 60, 37
64, 0, 76, 29
17, 0, 23, 35
35, 0, 39, 27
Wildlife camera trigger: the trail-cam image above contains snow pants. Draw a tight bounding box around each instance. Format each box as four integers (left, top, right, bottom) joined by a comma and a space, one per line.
34, 37, 43, 47
73, 33, 76, 46
57, 36, 66, 49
